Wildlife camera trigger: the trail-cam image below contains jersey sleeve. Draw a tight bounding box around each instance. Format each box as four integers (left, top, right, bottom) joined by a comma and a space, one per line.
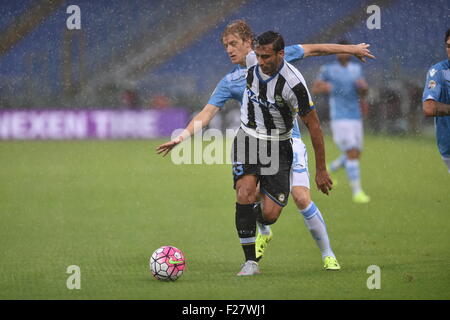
288, 81, 315, 117
246, 51, 258, 68
207, 76, 232, 108
284, 44, 305, 63
422, 66, 443, 102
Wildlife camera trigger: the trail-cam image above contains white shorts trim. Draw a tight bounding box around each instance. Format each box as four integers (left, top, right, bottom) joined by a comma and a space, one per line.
330, 119, 363, 152
290, 137, 310, 189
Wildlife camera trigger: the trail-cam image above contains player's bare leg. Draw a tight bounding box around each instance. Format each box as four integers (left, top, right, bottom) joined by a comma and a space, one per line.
254, 193, 283, 262
291, 186, 340, 270
259, 194, 283, 224
347, 148, 360, 160
236, 175, 258, 204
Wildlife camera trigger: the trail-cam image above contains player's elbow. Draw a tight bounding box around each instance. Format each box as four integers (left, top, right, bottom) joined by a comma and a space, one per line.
422, 101, 436, 117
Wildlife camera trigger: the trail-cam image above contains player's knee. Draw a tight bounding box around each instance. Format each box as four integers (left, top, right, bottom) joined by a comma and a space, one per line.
292, 188, 311, 210
236, 186, 257, 204
347, 149, 360, 159
294, 197, 311, 210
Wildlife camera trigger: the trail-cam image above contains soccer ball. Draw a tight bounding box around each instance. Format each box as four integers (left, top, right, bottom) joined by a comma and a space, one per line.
149, 246, 185, 281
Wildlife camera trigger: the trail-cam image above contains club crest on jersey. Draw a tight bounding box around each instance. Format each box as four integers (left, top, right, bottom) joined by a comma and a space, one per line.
429, 68, 437, 77
428, 80, 436, 89
247, 88, 278, 110
275, 95, 285, 107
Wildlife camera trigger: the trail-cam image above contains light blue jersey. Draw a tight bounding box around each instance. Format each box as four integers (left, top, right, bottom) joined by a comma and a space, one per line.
208, 44, 305, 137
318, 61, 364, 121
422, 59, 450, 158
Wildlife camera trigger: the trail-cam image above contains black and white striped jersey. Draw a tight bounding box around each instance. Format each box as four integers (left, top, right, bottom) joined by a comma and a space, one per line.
241, 52, 314, 140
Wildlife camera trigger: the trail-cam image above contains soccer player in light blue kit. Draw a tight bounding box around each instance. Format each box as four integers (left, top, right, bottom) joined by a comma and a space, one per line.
422, 29, 450, 173
313, 40, 371, 204
157, 21, 374, 272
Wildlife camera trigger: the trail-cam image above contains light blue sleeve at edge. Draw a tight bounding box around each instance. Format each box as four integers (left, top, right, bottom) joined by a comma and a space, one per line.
285, 44, 305, 63
422, 66, 443, 102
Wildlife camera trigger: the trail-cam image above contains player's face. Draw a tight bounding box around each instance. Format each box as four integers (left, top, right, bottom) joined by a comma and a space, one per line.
337, 53, 351, 65
255, 44, 284, 76
446, 37, 450, 59
222, 33, 252, 66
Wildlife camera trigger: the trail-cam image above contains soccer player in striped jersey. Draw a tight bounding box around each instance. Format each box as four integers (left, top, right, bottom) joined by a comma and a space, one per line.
156, 20, 374, 274
422, 28, 450, 173
233, 31, 334, 275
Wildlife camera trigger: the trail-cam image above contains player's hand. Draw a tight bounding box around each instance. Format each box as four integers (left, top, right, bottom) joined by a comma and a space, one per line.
315, 169, 333, 195
353, 43, 376, 63
156, 136, 183, 157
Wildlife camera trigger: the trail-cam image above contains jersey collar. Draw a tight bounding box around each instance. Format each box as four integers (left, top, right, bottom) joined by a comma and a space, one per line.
256, 60, 284, 83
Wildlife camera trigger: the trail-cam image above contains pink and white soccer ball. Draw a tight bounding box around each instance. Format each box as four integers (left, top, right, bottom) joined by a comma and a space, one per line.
150, 246, 186, 281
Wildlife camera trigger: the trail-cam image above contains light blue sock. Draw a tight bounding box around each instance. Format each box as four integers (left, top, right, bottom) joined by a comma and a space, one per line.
345, 159, 362, 195
329, 154, 346, 172
300, 202, 335, 259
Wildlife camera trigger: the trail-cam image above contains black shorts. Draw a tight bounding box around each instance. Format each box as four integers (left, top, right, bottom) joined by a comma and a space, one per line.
231, 128, 293, 207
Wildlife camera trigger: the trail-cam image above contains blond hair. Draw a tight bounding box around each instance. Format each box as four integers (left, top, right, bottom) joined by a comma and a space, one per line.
221, 19, 254, 43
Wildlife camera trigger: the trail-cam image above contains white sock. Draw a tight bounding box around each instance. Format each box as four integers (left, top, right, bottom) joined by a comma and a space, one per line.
345, 159, 362, 195
256, 221, 271, 235
330, 154, 346, 172
300, 202, 335, 259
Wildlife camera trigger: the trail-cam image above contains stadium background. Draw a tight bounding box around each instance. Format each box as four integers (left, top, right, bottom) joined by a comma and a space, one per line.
1, 0, 447, 134
0, 0, 449, 300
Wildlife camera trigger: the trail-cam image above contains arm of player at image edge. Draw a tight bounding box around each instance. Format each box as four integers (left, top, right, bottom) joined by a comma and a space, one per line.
155, 104, 220, 157
301, 43, 376, 62
299, 109, 333, 195
422, 67, 450, 117
423, 100, 450, 117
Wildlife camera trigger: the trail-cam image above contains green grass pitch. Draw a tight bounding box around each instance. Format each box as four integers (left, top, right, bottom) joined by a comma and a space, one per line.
0, 134, 449, 299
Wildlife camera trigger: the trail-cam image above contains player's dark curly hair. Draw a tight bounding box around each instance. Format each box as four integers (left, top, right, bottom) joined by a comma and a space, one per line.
222, 19, 254, 43
446, 28, 450, 42
255, 31, 285, 52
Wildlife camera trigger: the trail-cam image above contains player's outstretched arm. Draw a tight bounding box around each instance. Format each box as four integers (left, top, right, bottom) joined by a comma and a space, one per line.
299, 110, 333, 195
423, 100, 450, 117
302, 43, 375, 62
156, 104, 219, 157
